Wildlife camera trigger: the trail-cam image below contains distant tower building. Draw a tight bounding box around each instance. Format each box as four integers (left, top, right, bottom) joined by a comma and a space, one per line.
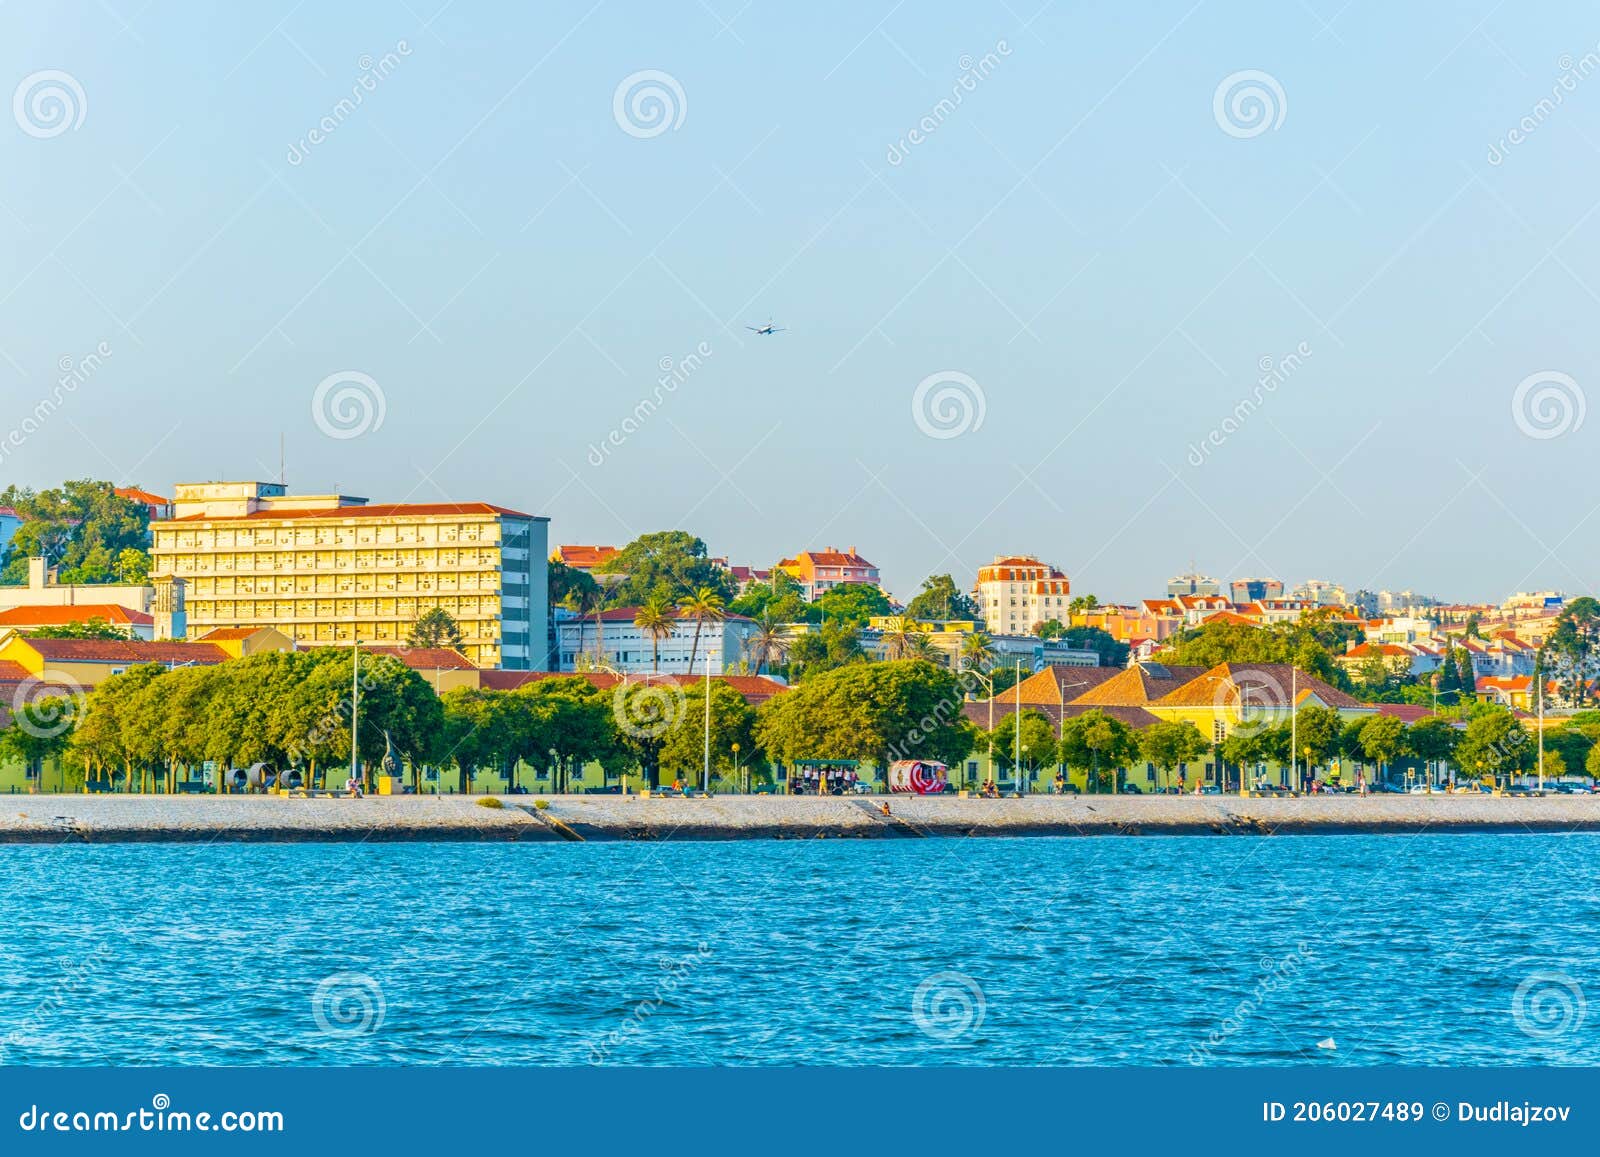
1229, 577, 1283, 605
153, 576, 187, 641
1167, 571, 1221, 598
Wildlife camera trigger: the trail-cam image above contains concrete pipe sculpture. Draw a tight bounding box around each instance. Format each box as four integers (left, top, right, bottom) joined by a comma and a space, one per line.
245, 762, 270, 790
275, 768, 303, 790
226, 767, 250, 791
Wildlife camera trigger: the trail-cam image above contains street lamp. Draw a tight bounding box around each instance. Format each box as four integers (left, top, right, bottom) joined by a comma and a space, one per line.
731, 742, 742, 794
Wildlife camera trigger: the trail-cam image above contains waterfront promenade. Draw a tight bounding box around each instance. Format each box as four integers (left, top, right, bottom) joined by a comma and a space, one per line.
2, 793, 1599, 842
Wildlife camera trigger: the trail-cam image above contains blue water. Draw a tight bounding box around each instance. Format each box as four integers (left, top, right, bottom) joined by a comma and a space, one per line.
1, 835, 1596, 1066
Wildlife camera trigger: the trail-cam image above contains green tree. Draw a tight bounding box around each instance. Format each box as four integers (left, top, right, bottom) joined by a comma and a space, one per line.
1454, 648, 1476, 698
1356, 714, 1406, 784
633, 595, 677, 673
1454, 708, 1533, 785
786, 620, 864, 680
601, 531, 733, 606
659, 680, 758, 790
1059, 709, 1140, 792
957, 631, 997, 674
1406, 716, 1458, 784
548, 559, 600, 612
904, 574, 979, 622
408, 607, 464, 650
0, 480, 151, 584
27, 618, 132, 640
0, 692, 81, 786
1292, 704, 1343, 778
988, 709, 1057, 784
756, 660, 974, 771
811, 583, 891, 628
678, 586, 728, 673
1059, 625, 1130, 667
1137, 720, 1208, 792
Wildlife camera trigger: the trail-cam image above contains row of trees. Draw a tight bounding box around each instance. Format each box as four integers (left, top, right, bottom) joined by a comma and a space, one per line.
0, 479, 152, 585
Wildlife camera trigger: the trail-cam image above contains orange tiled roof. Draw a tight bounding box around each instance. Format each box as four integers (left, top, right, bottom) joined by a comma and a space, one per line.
17, 638, 229, 665
167, 502, 534, 522
1071, 663, 1208, 706
0, 659, 32, 681
1150, 662, 1363, 710
554, 545, 619, 569
362, 645, 477, 671
114, 486, 170, 506
0, 604, 153, 627
196, 627, 275, 641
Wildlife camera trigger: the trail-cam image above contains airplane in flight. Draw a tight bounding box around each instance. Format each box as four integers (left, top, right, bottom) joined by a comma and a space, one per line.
746, 319, 786, 335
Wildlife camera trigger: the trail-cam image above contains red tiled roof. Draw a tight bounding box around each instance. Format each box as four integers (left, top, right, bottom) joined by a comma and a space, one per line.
479, 670, 788, 703
167, 502, 534, 522
114, 486, 170, 506
16, 638, 229, 664
972, 665, 1119, 708
554, 545, 619, 569
362, 645, 477, 671
1201, 610, 1258, 627
0, 604, 152, 627
795, 549, 877, 569
0, 660, 32, 680
0, 506, 18, 519
961, 700, 1162, 733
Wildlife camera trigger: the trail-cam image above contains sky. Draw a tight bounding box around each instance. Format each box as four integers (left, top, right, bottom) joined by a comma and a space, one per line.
2, 2, 1598, 606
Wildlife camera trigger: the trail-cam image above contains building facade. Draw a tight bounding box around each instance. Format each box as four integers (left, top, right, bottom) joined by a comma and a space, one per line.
778, 548, 880, 600
975, 555, 1071, 636
556, 608, 759, 674
150, 482, 548, 669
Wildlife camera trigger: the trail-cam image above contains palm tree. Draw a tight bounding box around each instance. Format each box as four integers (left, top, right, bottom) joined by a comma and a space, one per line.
907, 633, 939, 663
880, 616, 918, 660
959, 631, 997, 673
678, 586, 728, 673
633, 596, 676, 673
744, 609, 788, 675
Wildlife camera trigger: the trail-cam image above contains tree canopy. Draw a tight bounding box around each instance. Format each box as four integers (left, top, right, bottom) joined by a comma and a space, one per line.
904, 574, 979, 622
0, 480, 152, 585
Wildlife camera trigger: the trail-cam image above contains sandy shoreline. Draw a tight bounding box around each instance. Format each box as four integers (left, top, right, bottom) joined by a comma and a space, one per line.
0, 792, 1597, 843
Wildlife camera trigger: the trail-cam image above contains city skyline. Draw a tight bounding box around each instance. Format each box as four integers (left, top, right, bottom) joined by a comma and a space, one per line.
3, 3, 1598, 605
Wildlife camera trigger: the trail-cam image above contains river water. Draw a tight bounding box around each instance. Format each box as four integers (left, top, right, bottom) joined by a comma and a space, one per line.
0, 834, 1594, 1065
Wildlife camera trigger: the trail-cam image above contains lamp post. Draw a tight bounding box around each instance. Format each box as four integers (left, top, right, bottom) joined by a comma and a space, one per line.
1013, 659, 1023, 796
732, 742, 742, 794
351, 637, 361, 793
702, 651, 712, 794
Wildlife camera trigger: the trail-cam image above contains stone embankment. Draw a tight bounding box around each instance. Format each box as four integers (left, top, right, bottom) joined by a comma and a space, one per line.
0, 792, 1596, 843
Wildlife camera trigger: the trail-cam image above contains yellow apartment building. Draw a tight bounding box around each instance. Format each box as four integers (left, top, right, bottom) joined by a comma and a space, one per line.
150, 482, 549, 669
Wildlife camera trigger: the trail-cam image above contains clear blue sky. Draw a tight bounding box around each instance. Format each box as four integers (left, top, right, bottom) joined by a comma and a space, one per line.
3, 2, 1597, 604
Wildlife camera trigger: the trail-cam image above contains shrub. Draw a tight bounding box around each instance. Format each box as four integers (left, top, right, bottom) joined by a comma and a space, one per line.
533, 799, 550, 810
476, 796, 504, 809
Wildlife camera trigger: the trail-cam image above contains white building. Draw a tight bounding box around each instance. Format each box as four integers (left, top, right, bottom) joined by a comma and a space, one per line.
975, 555, 1071, 636
557, 607, 759, 674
